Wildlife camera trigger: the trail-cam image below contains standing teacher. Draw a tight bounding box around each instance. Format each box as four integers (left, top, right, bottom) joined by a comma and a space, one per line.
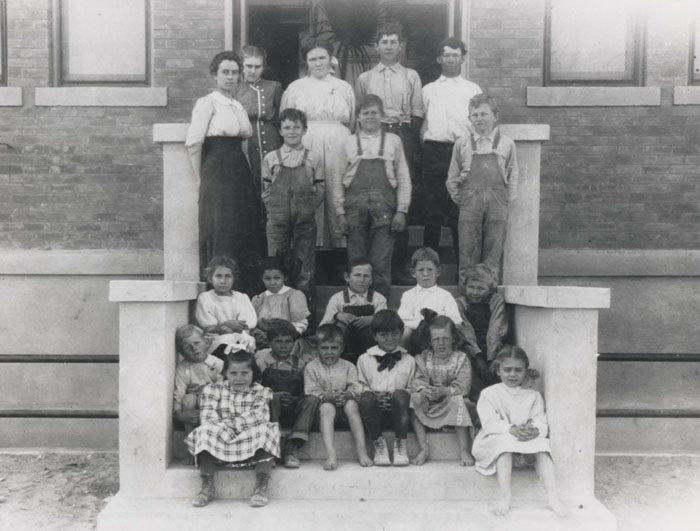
185, 51, 265, 293
281, 38, 355, 271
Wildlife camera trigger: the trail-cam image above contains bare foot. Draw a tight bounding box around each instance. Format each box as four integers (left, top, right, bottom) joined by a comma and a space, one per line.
492, 495, 511, 516
323, 457, 337, 471
460, 450, 475, 467
357, 452, 374, 467
547, 497, 571, 517
410, 448, 430, 466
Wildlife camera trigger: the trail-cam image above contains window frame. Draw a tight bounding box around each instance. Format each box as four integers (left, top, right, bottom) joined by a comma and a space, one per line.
543, 0, 645, 87
51, 0, 151, 87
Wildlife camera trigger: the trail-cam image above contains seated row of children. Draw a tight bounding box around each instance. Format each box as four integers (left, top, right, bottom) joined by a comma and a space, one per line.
175, 319, 566, 517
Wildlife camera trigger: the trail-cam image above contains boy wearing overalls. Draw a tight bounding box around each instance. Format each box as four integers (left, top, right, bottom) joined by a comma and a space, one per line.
446, 93, 518, 282
318, 259, 388, 364
255, 319, 319, 468
262, 108, 325, 306
335, 94, 411, 298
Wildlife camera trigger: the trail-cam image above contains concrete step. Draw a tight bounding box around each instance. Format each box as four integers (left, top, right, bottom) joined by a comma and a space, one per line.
165, 460, 544, 501
173, 430, 470, 463
596, 416, 700, 454
98, 494, 616, 531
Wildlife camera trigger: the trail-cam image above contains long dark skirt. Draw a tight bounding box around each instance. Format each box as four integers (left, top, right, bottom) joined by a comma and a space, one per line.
199, 136, 264, 295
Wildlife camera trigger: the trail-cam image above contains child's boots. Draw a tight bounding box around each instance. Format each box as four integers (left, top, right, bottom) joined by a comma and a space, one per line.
249, 472, 270, 507
284, 439, 301, 468
191, 474, 215, 507
373, 436, 391, 466
393, 438, 410, 466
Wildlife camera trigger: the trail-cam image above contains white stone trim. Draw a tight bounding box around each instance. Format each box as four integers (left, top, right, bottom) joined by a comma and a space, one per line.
109, 280, 202, 302
527, 87, 661, 107
540, 249, 700, 277
673, 86, 700, 105
502, 285, 611, 309
153, 123, 189, 142
0, 87, 22, 106
35, 87, 167, 107
0, 250, 163, 275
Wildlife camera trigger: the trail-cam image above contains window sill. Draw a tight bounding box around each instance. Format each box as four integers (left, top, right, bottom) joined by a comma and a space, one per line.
527, 87, 661, 107
673, 86, 700, 105
34, 87, 167, 107
0, 87, 23, 106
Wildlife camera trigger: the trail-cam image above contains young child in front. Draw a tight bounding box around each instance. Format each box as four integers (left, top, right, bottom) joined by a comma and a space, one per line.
410, 315, 474, 467
319, 258, 388, 364
173, 325, 224, 438
357, 309, 416, 466
251, 255, 311, 356
446, 93, 518, 282
254, 319, 319, 469
397, 247, 463, 350
185, 349, 280, 508
472, 345, 569, 517
335, 94, 411, 298
304, 324, 373, 470
195, 256, 257, 353
455, 263, 508, 399
262, 108, 325, 305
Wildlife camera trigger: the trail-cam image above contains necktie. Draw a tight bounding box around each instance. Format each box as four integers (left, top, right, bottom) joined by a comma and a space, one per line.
376, 351, 402, 372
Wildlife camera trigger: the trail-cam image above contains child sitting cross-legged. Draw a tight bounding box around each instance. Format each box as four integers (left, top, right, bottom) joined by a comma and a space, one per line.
455, 263, 508, 399
254, 319, 319, 469
173, 325, 224, 440
185, 349, 280, 508
357, 309, 416, 466
398, 247, 463, 350
410, 315, 474, 467
319, 258, 388, 364
304, 324, 373, 470
473, 345, 569, 517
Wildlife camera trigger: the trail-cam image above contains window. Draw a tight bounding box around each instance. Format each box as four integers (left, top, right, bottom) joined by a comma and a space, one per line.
545, 0, 644, 85
0, 0, 6, 86
54, 0, 150, 85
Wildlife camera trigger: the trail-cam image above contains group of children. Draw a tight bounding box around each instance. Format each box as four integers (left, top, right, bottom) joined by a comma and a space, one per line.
172, 249, 568, 517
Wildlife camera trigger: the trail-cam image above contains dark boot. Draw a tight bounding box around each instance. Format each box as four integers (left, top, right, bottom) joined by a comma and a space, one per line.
249, 472, 270, 507
191, 474, 215, 507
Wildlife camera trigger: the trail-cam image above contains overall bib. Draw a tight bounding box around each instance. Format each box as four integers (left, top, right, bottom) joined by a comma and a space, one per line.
265, 149, 318, 301
335, 288, 377, 363
457, 132, 508, 281
345, 132, 397, 298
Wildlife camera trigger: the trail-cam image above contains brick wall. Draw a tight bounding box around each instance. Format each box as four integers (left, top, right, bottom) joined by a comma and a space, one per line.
1, 0, 699, 252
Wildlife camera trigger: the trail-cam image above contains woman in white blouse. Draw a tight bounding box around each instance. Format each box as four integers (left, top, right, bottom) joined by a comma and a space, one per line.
281, 39, 355, 253
186, 51, 265, 293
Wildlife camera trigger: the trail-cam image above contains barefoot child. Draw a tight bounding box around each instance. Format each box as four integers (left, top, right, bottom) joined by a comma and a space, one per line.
254, 319, 319, 468
472, 345, 569, 517
195, 256, 257, 353
357, 310, 416, 466
410, 315, 474, 467
455, 263, 508, 399
173, 325, 224, 437
319, 258, 388, 364
185, 349, 280, 508
304, 324, 373, 470
251, 255, 311, 352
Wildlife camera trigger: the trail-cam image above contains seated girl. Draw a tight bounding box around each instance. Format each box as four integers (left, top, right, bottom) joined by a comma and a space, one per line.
410, 315, 474, 467
472, 345, 569, 517
195, 256, 257, 353
251, 255, 312, 359
185, 349, 280, 508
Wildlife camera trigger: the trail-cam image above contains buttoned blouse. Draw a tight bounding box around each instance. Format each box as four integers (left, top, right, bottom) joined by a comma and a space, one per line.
357, 346, 416, 393
397, 285, 463, 330
304, 358, 362, 398
355, 63, 424, 122
234, 79, 282, 122
281, 75, 355, 126
421, 76, 482, 143
335, 132, 411, 216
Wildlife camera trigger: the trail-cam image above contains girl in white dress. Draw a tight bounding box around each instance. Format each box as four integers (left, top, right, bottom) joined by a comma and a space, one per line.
472, 345, 569, 517
281, 38, 355, 250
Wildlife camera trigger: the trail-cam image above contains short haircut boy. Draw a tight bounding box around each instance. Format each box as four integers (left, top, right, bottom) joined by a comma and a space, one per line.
376, 21, 405, 42
469, 93, 499, 116
175, 324, 205, 354
265, 318, 299, 342
410, 247, 440, 269
371, 309, 405, 334
356, 93, 384, 116
277, 108, 308, 130
316, 323, 346, 345
437, 36, 467, 56
345, 257, 373, 274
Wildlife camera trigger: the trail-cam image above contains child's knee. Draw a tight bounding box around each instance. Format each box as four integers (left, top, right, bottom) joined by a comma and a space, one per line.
319, 402, 337, 418
358, 390, 378, 409
343, 399, 359, 415
182, 394, 199, 411
391, 389, 410, 408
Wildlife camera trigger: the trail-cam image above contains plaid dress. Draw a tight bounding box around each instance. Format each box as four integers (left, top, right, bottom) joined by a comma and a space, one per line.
184, 381, 280, 463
